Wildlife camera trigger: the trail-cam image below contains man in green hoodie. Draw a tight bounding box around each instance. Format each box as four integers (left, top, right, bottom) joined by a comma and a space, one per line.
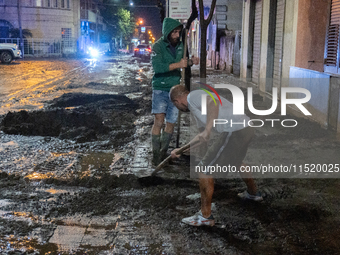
151, 17, 199, 165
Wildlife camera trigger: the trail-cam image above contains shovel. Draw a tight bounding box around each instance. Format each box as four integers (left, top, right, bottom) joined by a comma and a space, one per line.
138, 140, 200, 186
151, 139, 201, 176
151, 141, 192, 176
137, 142, 192, 186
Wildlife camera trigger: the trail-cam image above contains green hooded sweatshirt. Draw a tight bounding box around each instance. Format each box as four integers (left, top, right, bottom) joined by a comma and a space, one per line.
151, 18, 184, 92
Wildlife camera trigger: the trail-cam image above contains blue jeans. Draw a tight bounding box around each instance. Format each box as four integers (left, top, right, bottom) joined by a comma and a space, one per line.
151, 90, 179, 124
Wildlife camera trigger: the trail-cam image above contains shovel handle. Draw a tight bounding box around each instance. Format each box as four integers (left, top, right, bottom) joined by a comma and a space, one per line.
151, 141, 197, 176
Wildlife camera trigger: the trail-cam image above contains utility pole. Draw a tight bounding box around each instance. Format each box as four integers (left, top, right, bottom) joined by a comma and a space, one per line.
17, 0, 24, 58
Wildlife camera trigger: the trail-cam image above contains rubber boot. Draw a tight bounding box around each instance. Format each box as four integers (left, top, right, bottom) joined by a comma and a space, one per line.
152, 134, 161, 166
160, 132, 172, 161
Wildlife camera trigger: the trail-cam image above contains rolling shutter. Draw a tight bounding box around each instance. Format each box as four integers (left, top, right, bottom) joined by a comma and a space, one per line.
326, 24, 339, 66
273, 0, 285, 89
252, 0, 262, 84
326, 0, 340, 68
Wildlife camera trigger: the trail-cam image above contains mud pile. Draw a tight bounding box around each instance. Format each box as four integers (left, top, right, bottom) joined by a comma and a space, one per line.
0, 93, 138, 144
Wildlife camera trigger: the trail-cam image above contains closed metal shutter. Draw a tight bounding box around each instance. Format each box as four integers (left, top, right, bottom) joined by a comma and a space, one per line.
273, 0, 285, 90
252, 0, 262, 84
325, 0, 340, 71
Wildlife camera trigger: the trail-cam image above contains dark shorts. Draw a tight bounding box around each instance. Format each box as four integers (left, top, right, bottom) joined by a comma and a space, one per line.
199, 127, 255, 176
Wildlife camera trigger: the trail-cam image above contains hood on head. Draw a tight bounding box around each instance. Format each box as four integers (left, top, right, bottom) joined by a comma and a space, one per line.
162, 17, 183, 42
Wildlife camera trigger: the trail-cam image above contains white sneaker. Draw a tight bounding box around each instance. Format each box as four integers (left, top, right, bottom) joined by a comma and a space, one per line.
237, 190, 263, 202
181, 210, 215, 227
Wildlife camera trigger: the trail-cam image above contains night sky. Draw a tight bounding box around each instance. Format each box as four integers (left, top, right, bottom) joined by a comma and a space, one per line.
129, 0, 166, 40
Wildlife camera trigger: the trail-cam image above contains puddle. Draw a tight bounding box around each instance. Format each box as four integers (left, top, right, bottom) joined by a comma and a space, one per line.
36, 188, 71, 195
0, 199, 13, 216
79, 152, 116, 177
25, 172, 56, 181
185, 193, 201, 200
126, 92, 143, 99
0, 236, 50, 254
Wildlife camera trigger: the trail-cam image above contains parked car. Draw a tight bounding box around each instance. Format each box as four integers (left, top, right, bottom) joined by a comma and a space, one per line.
0, 43, 22, 64
134, 44, 151, 59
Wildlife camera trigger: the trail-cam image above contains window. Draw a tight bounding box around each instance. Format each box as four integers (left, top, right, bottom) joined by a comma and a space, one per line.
35, 0, 42, 7
62, 28, 72, 38
62, 28, 72, 47
0, 0, 4, 5
325, 0, 340, 73
45, 0, 50, 7
61, 0, 64, 8
67, 0, 70, 9
0, 26, 9, 38
54, 0, 58, 7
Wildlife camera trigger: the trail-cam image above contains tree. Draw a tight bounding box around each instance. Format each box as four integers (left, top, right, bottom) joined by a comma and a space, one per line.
183, 0, 199, 91
198, 0, 217, 80
101, 0, 135, 48
117, 8, 135, 46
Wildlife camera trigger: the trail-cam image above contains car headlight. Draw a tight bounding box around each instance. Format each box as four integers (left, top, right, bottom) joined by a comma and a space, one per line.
89, 48, 99, 58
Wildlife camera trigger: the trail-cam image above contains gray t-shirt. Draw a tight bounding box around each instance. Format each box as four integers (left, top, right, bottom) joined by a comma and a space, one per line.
187, 90, 250, 133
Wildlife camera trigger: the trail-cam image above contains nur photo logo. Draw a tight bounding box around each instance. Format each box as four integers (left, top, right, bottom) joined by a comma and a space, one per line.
197, 82, 312, 128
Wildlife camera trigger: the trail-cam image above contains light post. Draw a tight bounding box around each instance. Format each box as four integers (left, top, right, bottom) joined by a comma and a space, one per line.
136, 19, 143, 44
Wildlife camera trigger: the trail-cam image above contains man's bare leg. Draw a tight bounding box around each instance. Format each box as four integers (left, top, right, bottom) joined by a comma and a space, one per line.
151, 114, 165, 165
152, 113, 165, 135
164, 122, 175, 134
239, 163, 257, 195
199, 173, 214, 218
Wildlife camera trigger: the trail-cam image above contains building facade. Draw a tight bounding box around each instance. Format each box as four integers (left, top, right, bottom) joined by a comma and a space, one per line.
241, 0, 340, 134
0, 0, 80, 39
0, 0, 104, 56
189, 0, 243, 75
79, 0, 105, 54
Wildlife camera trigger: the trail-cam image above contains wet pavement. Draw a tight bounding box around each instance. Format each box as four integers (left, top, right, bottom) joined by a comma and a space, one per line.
0, 55, 340, 254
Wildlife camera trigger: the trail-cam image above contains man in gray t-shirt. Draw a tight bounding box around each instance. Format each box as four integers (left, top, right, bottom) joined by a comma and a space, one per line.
169, 85, 262, 227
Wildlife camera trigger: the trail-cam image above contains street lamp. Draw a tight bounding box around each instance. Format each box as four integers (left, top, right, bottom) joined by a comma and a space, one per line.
130, 2, 133, 6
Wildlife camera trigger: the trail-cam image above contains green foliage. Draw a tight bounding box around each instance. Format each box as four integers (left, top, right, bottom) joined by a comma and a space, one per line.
101, 0, 136, 46
117, 8, 135, 43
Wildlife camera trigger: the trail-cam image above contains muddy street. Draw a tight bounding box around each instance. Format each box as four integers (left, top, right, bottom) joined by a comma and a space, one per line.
0, 55, 340, 254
